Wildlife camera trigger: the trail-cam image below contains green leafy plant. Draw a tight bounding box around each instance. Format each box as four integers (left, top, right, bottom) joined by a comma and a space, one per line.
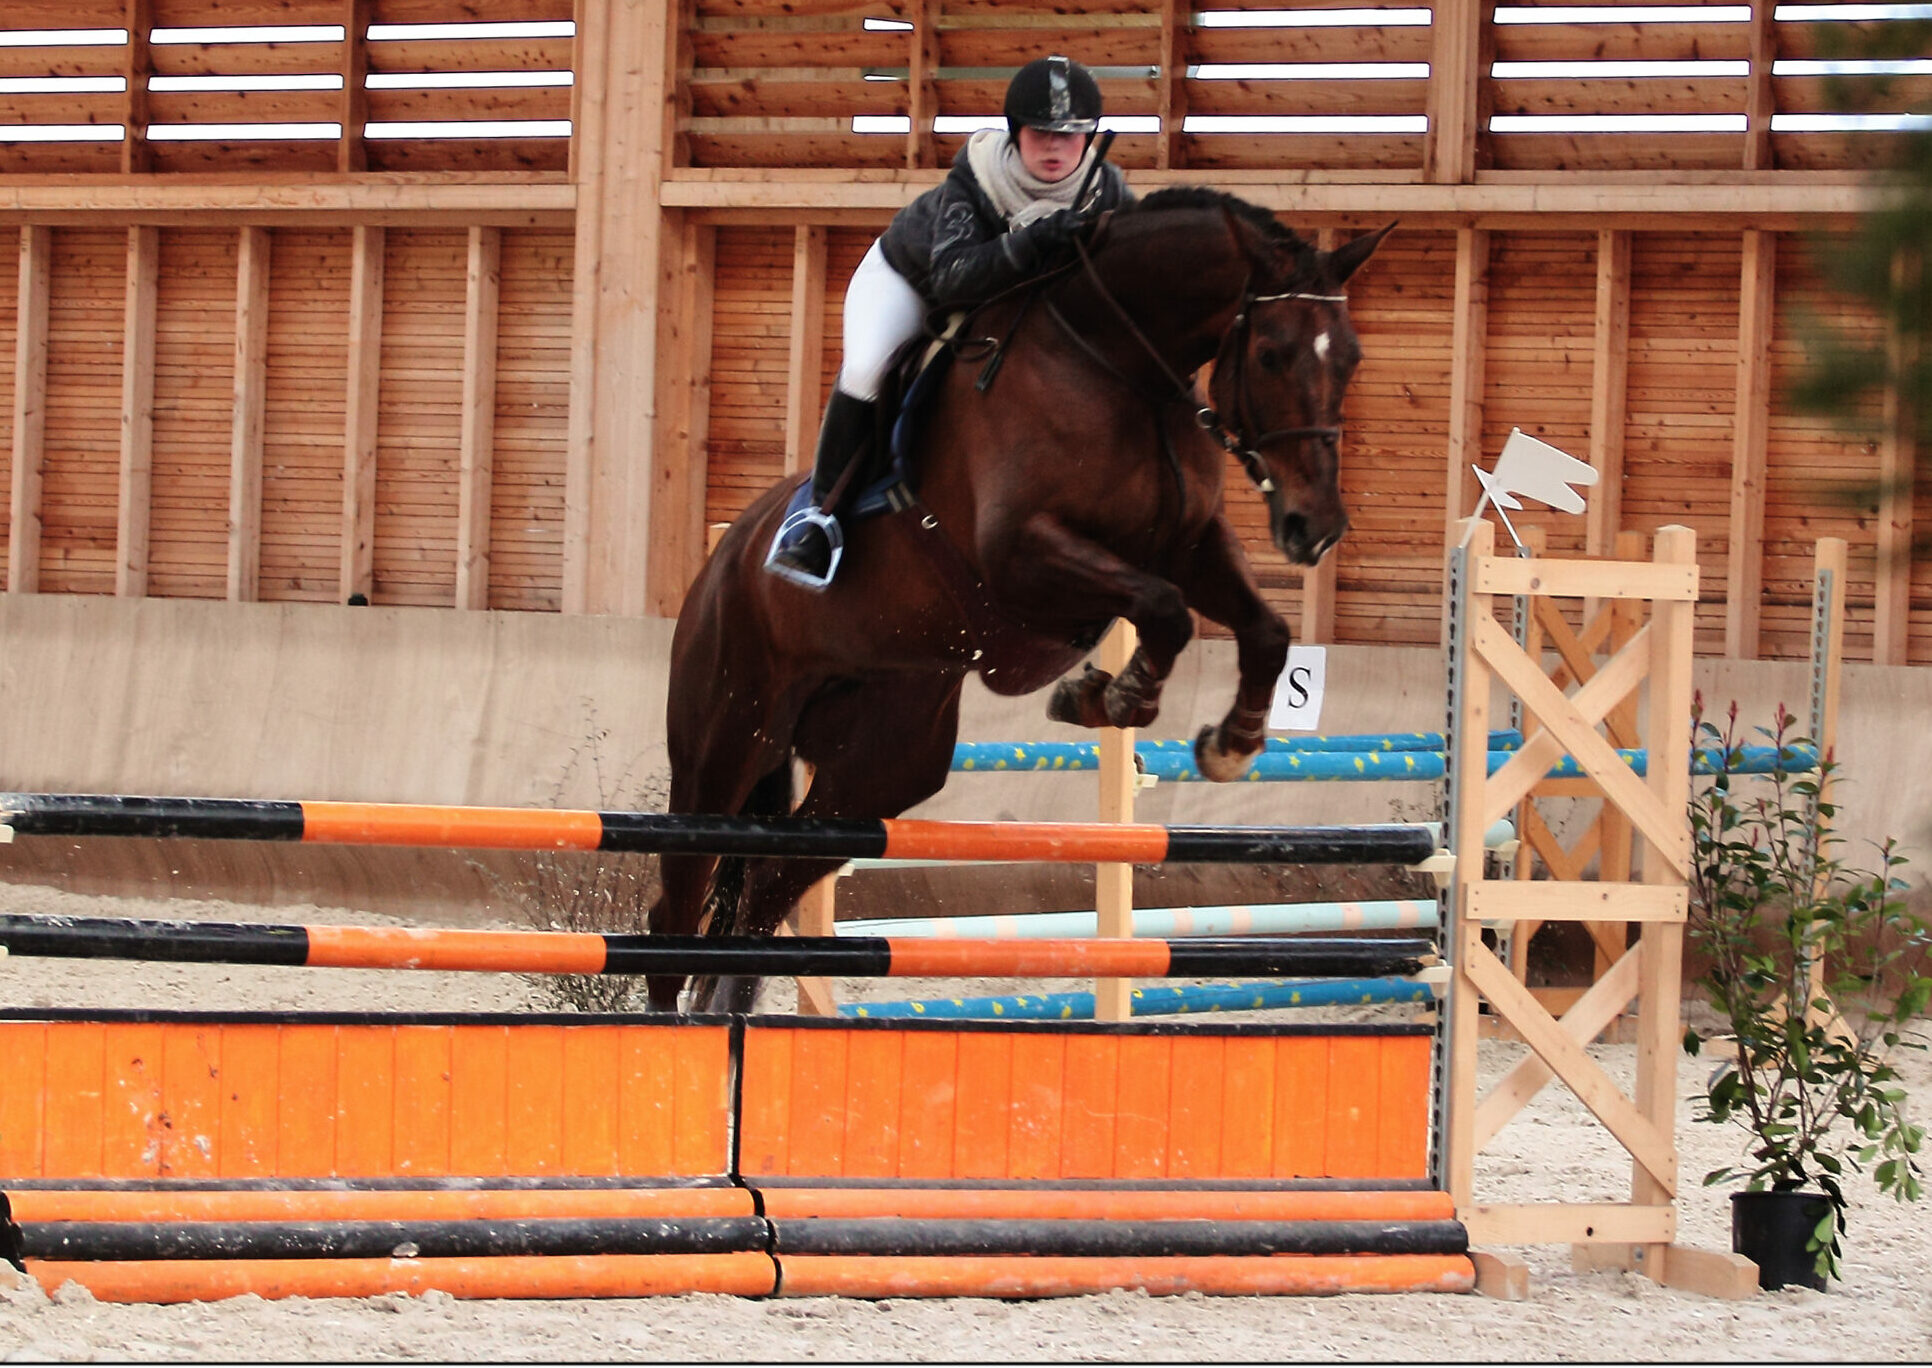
1684, 695, 1931, 1281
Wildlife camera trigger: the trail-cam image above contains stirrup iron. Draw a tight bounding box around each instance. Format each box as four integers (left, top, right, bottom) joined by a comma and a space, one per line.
764, 506, 845, 590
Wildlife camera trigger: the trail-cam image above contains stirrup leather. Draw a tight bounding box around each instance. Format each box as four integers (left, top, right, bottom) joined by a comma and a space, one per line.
764, 506, 845, 590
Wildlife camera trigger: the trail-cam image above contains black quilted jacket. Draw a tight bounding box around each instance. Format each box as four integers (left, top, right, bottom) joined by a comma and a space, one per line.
878, 142, 1134, 309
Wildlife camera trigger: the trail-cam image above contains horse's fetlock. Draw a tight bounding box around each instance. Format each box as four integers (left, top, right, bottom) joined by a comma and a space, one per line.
1103, 659, 1165, 729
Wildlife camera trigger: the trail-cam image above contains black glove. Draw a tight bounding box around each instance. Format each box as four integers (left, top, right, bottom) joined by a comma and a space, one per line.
1008, 208, 1092, 271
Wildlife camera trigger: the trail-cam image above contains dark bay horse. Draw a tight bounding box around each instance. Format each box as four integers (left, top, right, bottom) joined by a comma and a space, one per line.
650, 188, 1391, 1011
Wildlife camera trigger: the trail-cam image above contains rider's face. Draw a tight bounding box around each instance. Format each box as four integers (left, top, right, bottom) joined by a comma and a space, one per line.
1016, 126, 1086, 183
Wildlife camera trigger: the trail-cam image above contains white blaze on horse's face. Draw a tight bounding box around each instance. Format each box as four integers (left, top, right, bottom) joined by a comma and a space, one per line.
1251, 297, 1356, 568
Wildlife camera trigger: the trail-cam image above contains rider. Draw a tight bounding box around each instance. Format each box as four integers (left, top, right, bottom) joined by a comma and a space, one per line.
765, 54, 1134, 589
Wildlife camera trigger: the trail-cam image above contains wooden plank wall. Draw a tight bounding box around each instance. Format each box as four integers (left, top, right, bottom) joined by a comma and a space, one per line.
7, 219, 1887, 652
0, 225, 572, 609
1332, 228, 1456, 649
703, 226, 792, 532
148, 229, 235, 601
491, 230, 572, 613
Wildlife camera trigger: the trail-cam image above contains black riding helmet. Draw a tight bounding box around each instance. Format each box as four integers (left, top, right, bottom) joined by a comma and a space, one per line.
1003, 55, 1102, 142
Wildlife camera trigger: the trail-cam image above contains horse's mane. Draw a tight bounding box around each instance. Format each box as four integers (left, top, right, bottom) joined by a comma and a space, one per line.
1122, 186, 1318, 285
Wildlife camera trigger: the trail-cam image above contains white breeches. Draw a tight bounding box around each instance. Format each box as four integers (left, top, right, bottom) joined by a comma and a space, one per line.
835, 239, 927, 403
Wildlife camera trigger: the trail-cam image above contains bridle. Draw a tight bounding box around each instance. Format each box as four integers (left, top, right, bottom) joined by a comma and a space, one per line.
1053, 236, 1347, 496
1203, 287, 1348, 495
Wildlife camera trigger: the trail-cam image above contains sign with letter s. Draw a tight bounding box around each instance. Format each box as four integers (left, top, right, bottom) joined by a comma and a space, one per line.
1266, 646, 1326, 732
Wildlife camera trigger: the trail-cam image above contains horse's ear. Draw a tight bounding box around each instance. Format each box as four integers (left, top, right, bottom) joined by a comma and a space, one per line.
1324, 221, 1397, 285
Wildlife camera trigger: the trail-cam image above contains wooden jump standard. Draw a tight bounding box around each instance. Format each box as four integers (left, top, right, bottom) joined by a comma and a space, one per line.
1441, 522, 1755, 1299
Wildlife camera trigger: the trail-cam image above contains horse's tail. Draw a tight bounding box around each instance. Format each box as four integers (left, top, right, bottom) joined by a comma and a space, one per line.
700, 762, 796, 938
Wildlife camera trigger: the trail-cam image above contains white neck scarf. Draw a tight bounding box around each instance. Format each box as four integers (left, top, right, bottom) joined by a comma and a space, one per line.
966, 128, 1097, 230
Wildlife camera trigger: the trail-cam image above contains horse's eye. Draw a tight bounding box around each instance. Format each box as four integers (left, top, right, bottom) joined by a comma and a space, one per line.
1257, 346, 1282, 371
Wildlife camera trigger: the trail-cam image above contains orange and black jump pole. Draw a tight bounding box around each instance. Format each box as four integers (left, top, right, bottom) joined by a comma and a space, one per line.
0, 912, 1433, 980
0, 793, 1436, 865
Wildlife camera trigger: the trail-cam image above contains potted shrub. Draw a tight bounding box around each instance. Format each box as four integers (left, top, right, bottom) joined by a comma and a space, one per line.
1683, 697, 1930, 1290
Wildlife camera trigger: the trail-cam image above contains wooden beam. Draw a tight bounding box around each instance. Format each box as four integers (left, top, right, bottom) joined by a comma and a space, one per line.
456, 225, 501, 611
906, 0, 939, 171
647, 217, 716, 617
1444, 227, 1490, 561
1724, 230, 1776, 659
1094, 620, 1139, 1024
1424, 0, 1494, 183
1464, 1202, 1673, 1247
1475, 948, 1642, 1148
657, 175, 1888, 229
783, 224, 827, 478
1444, 521, 1496, 1210
339, 0, 373, 174
340, 224, 384, 603
1157, 0, 1188, 172
1633, 525, 1696, 1228
1575, 1242, 1759, 1300
1472, 557, 1697, 602
1586, 229, 1630, 558
1466, 944, 1678, 1193
1467, 883, 1686, 924
121, 0, 153, 174
566, 0, 678, 616
1470, 1248, 1531, 1300
7, 226, 50, 595
562, 0, 610, 614
116, 225, 158, 599
227, 226, 271, 603
1742, 0, 1778, 171
0, 180, 576, 224
1874, 247, 1918, 665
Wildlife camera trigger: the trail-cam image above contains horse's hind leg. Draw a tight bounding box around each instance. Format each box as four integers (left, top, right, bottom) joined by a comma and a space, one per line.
646, 690, 801, 1010
1171, 513, 1292, 781
694, 675, 966, 1013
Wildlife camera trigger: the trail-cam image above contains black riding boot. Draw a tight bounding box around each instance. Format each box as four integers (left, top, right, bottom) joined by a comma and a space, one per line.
766, 391, 877, 588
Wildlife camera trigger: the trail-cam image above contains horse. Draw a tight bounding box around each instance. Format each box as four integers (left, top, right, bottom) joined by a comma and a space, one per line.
648, 187, 1392, 1012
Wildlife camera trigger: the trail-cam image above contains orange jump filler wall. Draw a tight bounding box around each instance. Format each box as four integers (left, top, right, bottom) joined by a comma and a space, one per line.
0, 1010, 1460, 1301
740, 1019, 1432, 1183
0, 1013, 1429, 1188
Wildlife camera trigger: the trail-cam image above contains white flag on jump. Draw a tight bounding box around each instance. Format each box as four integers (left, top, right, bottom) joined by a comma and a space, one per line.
1461, 428, 1599, 548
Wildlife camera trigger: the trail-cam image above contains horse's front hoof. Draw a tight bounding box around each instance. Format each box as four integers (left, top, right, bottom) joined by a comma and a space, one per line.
1194, 723, 1260, 782
1047, 663, 1114, 728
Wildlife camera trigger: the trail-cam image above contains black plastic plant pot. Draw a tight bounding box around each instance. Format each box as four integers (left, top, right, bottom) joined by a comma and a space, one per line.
1731, 1189, 1833, 1291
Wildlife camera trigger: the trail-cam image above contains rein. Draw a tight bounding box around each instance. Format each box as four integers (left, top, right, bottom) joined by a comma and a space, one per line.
1057, 234, 1346, 496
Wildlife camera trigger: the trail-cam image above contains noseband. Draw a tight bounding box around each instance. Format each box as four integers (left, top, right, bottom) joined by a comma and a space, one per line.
1056, 237, 1346, 497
